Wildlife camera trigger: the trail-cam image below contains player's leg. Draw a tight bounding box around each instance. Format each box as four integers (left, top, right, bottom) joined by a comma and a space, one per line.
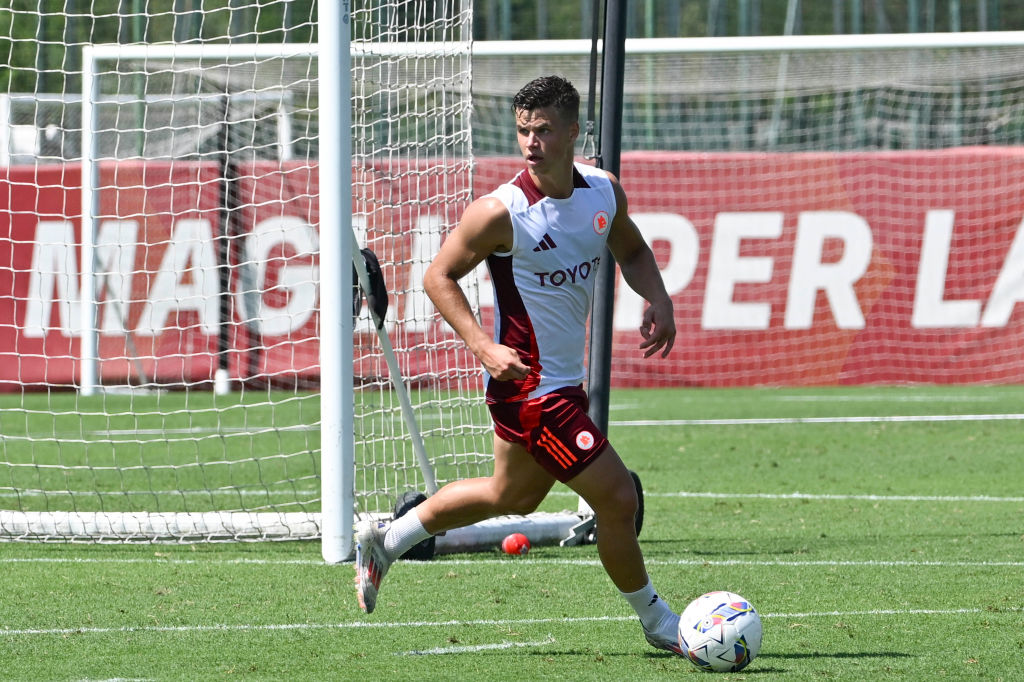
563, 444, 644, 590
566, 443, 683, 654
413, 435, 556, 535
356, 435, 554, 613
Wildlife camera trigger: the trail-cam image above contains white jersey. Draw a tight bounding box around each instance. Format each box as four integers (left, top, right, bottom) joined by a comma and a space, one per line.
484, 162, 617, 403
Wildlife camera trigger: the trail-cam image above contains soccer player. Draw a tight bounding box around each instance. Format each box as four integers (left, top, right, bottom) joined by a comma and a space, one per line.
355, 75, 682, 655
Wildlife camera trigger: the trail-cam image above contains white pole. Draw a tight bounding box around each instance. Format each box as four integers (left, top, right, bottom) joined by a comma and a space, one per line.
472, 31, 1024, 56
0, 95, 10, 166
79, 46, 98, 396
351, 234, 438, 495
319, 1, 354, 564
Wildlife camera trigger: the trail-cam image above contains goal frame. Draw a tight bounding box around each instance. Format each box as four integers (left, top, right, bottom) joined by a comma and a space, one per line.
472, 29, 1024, 58
318, 4, 354, 564
47, 28, 1024, 554
79, 41, 325, 399
67, 27, 593, 560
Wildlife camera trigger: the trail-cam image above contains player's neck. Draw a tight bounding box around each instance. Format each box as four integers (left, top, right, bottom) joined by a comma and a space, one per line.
527, 162, 575, 199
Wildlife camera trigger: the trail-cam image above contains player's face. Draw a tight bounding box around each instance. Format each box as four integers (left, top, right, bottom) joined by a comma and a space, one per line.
515, 106, 579, 174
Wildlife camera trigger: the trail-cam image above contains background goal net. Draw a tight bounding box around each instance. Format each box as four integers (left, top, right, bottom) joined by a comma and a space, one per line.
5, 14, 1024, 545
474, 33, 1024, 387
1, 2, 496, 545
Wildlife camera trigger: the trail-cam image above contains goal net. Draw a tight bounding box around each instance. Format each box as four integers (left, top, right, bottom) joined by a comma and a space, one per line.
0, 1, 532, 548
475, 33, 1024, 387
8, 13, 1024, 547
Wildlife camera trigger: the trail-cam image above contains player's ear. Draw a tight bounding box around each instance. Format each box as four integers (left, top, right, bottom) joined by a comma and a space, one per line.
568, 119, 580, 141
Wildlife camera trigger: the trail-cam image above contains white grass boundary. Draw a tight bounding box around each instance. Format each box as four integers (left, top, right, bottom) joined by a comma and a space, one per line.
5, 488, 1019, 503
650, 491, 1024, 503
612, 413, 1024, 426
2, 608, 1020, 638
398, 635, 557, 656
2, 556, 1022, 569
10, 406, 1022, 441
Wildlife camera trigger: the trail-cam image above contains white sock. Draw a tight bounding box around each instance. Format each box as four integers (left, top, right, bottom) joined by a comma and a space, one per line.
621, 579, 677, 633
383, 507, 433, 560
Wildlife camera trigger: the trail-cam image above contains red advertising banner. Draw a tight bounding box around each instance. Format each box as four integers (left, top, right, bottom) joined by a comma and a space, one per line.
0, 162, 224, 389
2, 149, 1024, 390
610, 149, 1024, 386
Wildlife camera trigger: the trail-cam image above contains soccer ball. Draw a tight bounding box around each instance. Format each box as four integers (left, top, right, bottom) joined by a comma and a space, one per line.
677, 591, 762, 672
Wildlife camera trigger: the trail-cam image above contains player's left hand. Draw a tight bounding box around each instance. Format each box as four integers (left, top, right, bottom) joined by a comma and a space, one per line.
639, 298, 676, 358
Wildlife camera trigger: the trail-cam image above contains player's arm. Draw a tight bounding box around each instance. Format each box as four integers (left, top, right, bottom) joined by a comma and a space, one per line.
423, 197, 530, 381
603, 173, 677, 358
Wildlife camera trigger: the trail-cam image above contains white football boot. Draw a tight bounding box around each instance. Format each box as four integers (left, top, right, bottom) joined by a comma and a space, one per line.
354, 521, 392, 614
642, 611, 685, 655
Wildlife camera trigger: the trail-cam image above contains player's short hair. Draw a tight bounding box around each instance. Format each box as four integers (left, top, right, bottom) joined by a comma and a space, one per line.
512, 75, 580, 122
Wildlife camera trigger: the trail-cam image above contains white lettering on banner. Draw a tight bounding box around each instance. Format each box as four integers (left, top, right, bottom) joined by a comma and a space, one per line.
246, 216, 319, 336
912, 212, 1024, 328
24, 214, 360, 340
784, 211, 871, 330
613, 213, 699, 331
136, 219, 219, 336
475, 261, 494, 310
24, 220, 81, 337
96, 221, 138, 333
402, 216, 442, 334
19, 210, 1024, 341
981, 214, 1024, 327
398, 215, 498, 336
703, 212, 783, 330
912, 210, 982, 328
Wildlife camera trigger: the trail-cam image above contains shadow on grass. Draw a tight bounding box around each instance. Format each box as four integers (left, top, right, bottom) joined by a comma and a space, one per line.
639, 648, 914, 673
760, 651, 913, 660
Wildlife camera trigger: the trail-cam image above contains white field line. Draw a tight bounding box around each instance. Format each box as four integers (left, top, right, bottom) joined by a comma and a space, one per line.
0, 424, 319, 442
611, 413, 1024, 426
2, 556, 1023, 569
772, 394, 1006, 402
3, 488, 1021, 503
613, 393, 1013, 409
0, 409, 1013, 442
2, 608, 1020, 638
0, 488, 318, 499
398, 635, 557, 656
645, 491, 1024, 503
5, 406, 1018, 440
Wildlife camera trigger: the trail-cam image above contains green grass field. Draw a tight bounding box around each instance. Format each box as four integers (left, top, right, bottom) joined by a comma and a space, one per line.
2, 385, 1023, 680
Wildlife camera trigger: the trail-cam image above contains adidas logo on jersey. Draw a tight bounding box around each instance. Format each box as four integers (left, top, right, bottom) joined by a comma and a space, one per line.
533, 234, 558, 252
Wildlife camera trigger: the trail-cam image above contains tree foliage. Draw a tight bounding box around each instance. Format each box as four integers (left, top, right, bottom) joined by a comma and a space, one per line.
3, 1, 1024, 94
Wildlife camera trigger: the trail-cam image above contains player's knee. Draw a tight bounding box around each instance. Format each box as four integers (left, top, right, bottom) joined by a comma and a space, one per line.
594, 481, 638, 524
493, 486, 545, 516
506, 493, 545, 516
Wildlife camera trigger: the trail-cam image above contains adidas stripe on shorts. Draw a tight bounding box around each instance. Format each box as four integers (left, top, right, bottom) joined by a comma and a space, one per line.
488, 385, 609, 482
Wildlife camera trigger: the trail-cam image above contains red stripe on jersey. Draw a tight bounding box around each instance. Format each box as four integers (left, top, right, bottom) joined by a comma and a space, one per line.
485, 253, 542, 403
511, 167, 591, 206
519, 396, 545, 435
511, 170, 545, 206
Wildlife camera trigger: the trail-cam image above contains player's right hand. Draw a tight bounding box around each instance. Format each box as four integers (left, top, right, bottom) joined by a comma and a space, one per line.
479, 343, 531, 381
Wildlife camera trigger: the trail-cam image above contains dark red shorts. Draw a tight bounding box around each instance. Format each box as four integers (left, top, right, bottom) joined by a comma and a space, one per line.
488, 385, 609, 483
